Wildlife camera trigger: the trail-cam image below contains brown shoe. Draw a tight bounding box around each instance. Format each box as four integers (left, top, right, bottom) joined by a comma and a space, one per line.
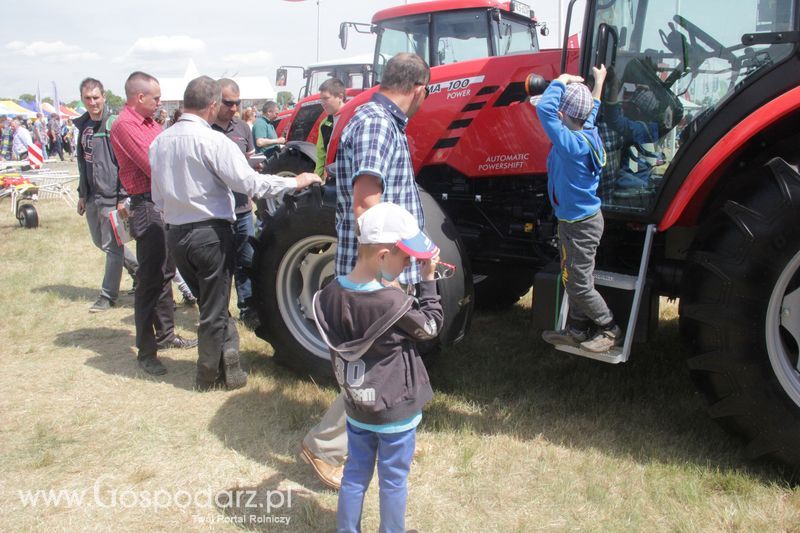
300, 442, 343, 490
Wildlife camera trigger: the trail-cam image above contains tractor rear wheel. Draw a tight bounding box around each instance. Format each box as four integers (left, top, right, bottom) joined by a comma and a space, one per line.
680, 157, 800, 469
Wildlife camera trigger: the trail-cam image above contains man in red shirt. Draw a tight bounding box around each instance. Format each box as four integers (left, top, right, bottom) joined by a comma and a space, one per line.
111, 71, 196, 375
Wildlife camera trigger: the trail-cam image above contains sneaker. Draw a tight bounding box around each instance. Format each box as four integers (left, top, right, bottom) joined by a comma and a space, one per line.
89, 297, 114, 313
580, 324, 623, 353
182, 295, 197, 307
156, 335, 198, 350
127, 278, 138, 295
138, 355, 167, 375
541, 327, 590, 347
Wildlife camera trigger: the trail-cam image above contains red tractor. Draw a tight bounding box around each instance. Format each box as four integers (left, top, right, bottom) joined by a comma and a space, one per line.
267, 55, 373, 177
253, 0, 800, 469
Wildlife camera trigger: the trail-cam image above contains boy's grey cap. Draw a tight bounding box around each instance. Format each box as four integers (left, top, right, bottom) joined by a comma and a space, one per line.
559, 83, 593, 121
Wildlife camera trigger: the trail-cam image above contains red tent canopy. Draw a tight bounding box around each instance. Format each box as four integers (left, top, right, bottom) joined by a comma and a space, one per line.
60, 105, 80, 118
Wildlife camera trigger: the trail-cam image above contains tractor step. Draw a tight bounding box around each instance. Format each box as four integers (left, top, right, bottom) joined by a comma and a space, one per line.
551, 344, 625, 364
553, 224, 657, 364
592, 270, 638, 290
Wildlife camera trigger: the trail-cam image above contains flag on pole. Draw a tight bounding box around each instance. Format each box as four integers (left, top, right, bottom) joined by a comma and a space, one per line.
52, 81, 61, 118
36, 83, 42, 114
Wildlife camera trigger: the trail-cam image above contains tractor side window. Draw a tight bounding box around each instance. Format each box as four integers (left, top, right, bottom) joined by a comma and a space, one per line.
348, 72, 364, 89
493, 17, 539, 56
432, 10, 490, 65
590, 0, 796, 216
374, 15, 430, 83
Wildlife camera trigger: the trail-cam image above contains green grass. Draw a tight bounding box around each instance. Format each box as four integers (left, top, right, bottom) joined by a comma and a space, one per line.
0, 175, 798, 531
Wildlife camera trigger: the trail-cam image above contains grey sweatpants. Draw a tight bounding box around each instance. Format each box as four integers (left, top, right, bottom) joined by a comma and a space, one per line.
558, 211, 614, 327
85, 196, 138, 302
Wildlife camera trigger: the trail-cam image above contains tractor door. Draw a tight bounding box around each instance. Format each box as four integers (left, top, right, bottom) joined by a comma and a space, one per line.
579, 0, 797, 219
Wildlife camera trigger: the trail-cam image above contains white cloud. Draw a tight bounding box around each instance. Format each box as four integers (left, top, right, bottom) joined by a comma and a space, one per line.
115, 35, 206, 63
4, 40, 100, 62
221, 50, 273, 65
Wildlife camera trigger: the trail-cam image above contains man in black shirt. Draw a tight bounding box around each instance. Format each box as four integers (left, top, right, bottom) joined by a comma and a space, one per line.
212, 78, 260, 329
75, 77, 138, 313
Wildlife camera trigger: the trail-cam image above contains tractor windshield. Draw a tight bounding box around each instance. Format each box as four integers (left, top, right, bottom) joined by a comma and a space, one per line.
374, 9, 538, 83
588, 0, 796, 215
374, 14, 431, 83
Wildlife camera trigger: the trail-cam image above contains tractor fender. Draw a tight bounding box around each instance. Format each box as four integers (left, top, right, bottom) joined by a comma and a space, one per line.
282, 141, 317, 164
660, 85, 800, 231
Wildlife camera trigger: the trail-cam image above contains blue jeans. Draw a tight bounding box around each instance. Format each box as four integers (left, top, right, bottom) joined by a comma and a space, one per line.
337, 421, 415, 533
233, 211, 254, 311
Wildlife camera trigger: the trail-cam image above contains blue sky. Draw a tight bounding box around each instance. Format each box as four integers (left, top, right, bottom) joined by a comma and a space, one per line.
0, 0, 569, 103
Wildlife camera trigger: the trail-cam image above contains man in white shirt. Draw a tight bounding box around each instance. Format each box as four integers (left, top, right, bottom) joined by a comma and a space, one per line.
10, 120, 34, 160
150, 76, 322, 391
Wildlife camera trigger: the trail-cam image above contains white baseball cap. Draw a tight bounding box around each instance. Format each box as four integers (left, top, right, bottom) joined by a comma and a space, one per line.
357, 202, 438, 259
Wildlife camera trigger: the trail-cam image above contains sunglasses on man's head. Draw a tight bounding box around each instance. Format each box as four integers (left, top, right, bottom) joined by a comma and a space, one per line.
221, 99, 241, 107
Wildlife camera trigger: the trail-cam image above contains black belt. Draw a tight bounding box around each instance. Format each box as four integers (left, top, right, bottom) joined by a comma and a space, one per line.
166, 219, 231, 231
129, 192, 152, 205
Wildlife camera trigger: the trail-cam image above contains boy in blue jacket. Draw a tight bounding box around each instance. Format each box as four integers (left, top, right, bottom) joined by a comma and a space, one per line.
536, 65, 623, 353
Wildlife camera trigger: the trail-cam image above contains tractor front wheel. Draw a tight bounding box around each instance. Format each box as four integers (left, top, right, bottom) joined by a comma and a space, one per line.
251, 187, 473, 381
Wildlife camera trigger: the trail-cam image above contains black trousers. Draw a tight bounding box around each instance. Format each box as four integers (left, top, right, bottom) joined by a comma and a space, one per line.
130, 199, 176, 359
167, 220, 239, 384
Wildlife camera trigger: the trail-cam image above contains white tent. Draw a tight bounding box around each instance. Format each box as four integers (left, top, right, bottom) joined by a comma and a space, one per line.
158, 59, 276, 103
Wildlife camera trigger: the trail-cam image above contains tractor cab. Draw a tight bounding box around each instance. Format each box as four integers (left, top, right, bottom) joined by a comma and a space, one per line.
571, 0, 797, 218
276, 55, 373, 102
340, 0, 548, 83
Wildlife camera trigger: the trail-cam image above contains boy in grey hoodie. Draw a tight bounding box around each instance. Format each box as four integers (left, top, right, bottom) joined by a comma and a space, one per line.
313, 202, 443, 533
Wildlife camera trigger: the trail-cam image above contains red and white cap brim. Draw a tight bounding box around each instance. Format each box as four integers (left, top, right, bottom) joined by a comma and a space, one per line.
395, 230, 438, 259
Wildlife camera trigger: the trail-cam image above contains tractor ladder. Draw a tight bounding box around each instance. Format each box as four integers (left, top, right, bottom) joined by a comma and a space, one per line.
553, 224, 657, 364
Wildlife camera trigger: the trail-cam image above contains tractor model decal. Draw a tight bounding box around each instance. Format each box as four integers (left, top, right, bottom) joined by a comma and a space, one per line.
428, 76, 485, 100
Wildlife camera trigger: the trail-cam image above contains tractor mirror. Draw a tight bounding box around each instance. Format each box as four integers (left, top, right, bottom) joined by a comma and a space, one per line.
339, 23, 349, 50
539, 22, 550, 37
276, 68, 288, 87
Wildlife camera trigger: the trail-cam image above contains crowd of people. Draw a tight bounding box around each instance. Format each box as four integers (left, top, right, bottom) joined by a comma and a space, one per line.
0, 112, 78, 162
18, 50, 618, 532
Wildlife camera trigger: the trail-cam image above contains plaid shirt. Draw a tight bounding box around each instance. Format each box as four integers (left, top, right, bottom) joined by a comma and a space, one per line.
598, 120, 623, 204
110, 105, 162, 195
334, 93, 423, 285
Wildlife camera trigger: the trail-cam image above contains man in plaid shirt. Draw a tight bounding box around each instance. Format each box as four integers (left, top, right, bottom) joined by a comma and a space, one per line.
301, 52, 431, 490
